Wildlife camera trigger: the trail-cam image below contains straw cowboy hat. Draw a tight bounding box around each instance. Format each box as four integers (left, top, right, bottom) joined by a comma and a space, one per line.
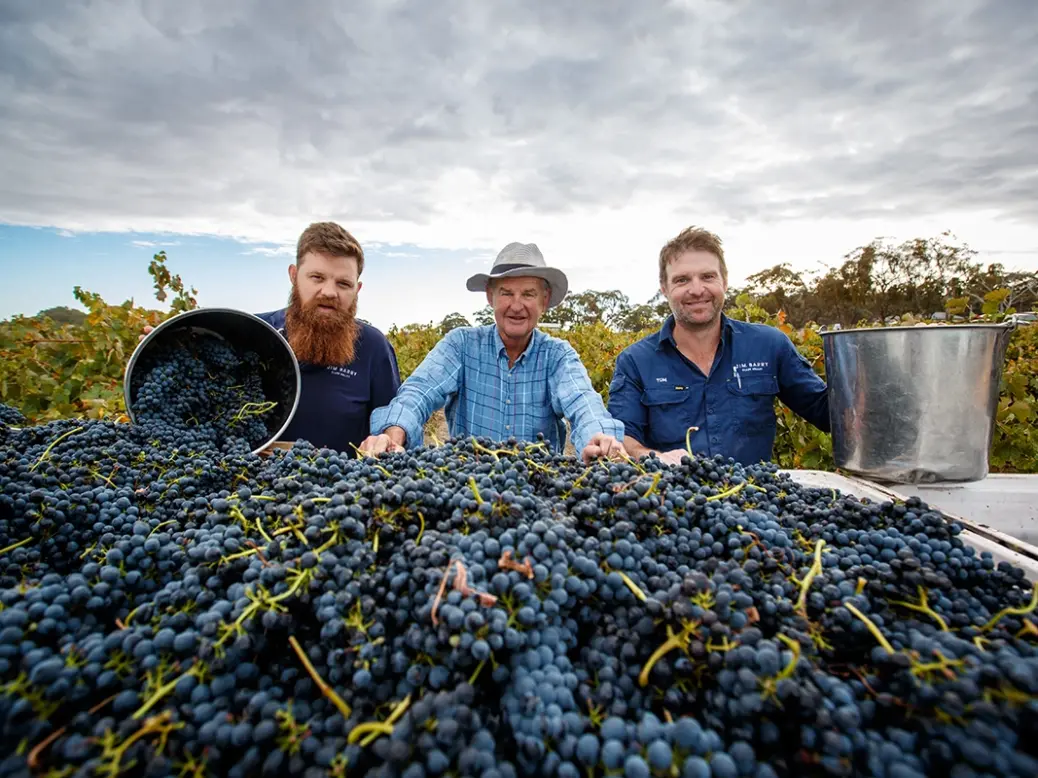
466, 242, 569, 309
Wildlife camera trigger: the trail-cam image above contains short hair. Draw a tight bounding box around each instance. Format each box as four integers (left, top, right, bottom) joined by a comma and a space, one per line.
658, 226, 726, 286
296, 222, 365, 276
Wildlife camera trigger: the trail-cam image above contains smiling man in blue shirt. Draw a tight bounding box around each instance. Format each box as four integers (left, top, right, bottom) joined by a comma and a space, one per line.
359, 242, 625, 463
607, 226, 830, 466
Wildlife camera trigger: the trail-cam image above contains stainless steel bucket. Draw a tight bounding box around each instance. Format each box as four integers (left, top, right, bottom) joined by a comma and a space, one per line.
821, 323, 1015, 484
123, 308, 301, 454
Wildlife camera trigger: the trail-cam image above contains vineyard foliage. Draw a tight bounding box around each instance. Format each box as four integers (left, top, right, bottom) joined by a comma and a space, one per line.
2, 252, 1036, 473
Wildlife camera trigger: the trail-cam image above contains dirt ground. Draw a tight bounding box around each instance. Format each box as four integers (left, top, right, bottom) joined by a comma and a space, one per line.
422, 407, 577, 457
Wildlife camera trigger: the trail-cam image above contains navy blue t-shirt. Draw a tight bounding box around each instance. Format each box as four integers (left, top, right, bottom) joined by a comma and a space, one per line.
607, 314, 830, 465
254, 308, 401, 454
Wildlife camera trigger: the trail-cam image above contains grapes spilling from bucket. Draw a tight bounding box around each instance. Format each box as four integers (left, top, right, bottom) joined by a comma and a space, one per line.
1, 398, 1037, 777
128, 330, 279, 454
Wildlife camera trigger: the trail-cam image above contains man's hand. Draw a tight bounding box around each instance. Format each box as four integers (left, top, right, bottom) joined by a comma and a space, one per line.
657, 448, 690, 466
581, 433, 626, 464
358, 426, 407, 456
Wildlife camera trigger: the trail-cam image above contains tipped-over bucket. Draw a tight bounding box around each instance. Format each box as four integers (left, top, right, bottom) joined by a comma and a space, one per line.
821, 322, 1015, 484
123, 308, 301, 454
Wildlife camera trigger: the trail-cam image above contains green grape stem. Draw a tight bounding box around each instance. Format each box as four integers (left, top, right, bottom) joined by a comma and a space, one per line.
844, 602, 895, 655
288, 635, 352, 719
795, 540, 826, 616
980, 581, 1038, 633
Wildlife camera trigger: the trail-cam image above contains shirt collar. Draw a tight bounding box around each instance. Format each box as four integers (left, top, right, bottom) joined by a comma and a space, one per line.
656, 313, 733, 351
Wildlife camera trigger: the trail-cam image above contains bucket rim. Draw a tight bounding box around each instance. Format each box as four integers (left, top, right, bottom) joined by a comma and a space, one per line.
819, 322, 1015, 337
122, 307, 302, 455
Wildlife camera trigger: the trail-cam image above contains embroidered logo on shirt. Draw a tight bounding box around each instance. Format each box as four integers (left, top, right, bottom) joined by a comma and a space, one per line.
733, 361, 770, 373
655, 377, 668, 383
329, 367, 358, 379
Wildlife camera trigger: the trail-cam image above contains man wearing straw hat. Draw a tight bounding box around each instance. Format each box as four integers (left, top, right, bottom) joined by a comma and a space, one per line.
359, 242, 626, 463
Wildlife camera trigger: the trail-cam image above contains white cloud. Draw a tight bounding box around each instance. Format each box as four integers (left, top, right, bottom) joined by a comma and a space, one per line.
0, 0, 1036, 290
243, 245, 294, 257
131, 239, 181, 248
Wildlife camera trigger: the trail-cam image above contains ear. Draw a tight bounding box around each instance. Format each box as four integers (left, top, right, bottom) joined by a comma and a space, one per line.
356, 280, 363, 295
485, 285, 494, 305
288, 264, 297, 284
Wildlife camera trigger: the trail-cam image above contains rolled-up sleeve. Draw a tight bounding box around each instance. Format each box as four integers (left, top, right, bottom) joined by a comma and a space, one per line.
370, 330, 465, 448
548, 342, 625, 454
607, 350, 649, 446
777, 335, 831, 433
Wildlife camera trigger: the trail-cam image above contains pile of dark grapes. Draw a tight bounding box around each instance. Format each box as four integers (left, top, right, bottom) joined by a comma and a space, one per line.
128, 330, 278, 454
0, 404, 25, 427
1, 412, 1037, 778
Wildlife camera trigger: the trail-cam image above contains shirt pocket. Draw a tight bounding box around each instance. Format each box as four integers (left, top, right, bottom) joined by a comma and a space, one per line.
725, 373, 779, 433
641, 386, 692, 439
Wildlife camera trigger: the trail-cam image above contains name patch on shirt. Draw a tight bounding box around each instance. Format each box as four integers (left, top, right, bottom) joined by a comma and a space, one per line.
733, 361, 770, 373
329, 366, 358, 379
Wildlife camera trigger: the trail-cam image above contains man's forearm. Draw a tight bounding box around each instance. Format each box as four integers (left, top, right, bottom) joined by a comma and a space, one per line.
622, 436, 657, 459
383, 426, 407, 447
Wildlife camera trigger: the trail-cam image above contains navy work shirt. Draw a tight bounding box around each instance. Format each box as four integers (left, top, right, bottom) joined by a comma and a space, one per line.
254, 308, 401, 454
607, 314, 830, 465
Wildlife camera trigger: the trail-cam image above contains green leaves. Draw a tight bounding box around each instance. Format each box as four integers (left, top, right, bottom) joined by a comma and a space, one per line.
2, 252, 198, 424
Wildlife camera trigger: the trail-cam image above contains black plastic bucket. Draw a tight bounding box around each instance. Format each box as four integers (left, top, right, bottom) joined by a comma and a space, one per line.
123, 308, 301, 454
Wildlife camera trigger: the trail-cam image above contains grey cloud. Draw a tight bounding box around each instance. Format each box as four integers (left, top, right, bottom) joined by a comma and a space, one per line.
0, 0, 1035, 238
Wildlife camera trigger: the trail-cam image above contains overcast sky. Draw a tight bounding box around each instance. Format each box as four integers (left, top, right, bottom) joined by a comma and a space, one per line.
2, 0, 1037, 329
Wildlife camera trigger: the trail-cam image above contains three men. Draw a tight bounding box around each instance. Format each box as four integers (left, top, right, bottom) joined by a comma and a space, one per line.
159, 219, 828, 466
358, 242, 626, 463
253, 222, 401, 453
606, 226, 831, 466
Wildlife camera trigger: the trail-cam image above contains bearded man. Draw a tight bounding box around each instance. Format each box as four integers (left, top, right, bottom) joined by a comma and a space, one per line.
250, 222, 401, 452
607, 226, 830, 466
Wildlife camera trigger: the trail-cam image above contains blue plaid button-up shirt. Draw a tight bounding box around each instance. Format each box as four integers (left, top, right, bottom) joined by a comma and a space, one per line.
369, 325, 624, 454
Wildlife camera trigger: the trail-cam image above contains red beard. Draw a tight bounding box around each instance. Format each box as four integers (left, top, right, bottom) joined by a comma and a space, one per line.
284, 285, 360, 366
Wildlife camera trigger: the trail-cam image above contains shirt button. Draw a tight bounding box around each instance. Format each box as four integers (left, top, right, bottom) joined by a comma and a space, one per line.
505, 399, 511, 405
506, 425, 511, 430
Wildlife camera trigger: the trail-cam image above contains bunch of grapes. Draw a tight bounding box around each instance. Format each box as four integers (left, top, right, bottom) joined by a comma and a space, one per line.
1, 416, 1037, 778
129, 330, 278, 454
0, 403, 25, 427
